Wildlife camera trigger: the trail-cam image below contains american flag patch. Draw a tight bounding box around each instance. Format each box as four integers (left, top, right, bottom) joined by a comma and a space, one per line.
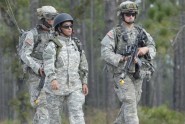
107, 31, 113, 39
25, 39, 33, 45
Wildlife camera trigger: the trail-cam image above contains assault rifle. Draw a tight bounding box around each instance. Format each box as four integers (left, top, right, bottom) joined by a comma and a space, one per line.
33, 65, 45, 105
38, 75, 45, 90
34, 74, 45, 105
120, 30, 145, 82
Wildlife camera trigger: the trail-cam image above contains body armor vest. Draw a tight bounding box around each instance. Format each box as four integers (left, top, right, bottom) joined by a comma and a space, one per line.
113, 25, 149, 73
31, 30, 53, 60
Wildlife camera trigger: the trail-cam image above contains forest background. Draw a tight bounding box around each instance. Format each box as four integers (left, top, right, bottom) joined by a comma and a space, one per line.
0, 0, 185, 124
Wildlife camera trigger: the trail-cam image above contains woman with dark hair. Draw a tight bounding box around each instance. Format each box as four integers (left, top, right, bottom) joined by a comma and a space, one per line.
43, 13, 88, 124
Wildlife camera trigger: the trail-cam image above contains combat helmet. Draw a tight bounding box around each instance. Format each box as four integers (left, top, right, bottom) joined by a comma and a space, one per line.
117, 1, 138, 16
53, 13, 73, 31
37, 6, 58, 20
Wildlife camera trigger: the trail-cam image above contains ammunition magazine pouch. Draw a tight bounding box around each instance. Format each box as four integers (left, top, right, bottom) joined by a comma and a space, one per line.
30, 52, 43, 60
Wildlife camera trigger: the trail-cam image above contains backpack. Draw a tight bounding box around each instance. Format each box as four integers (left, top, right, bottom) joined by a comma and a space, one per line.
17, 28, 40, 73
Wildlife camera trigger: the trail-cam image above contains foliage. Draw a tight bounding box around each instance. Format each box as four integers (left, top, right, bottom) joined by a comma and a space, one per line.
9, 91, 32, 123
0, 0, 29, 53
57, 106, 185, 124
1, 106, 184, 124
0, 0, 184, 122
140, 0, 179, 55
85, 107, 107, 124
139, 105, 185, 124
0, 120, 19, 124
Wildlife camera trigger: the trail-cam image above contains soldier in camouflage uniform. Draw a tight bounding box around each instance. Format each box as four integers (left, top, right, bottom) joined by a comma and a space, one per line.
43, 13, 88, 124
101, 1, 156, 124
20, 6, 58, 124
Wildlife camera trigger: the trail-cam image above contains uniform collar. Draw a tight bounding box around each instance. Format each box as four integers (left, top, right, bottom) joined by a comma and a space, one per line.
122, 22, 134, 31
58, 35, 71, 42
37, 24, 51, 32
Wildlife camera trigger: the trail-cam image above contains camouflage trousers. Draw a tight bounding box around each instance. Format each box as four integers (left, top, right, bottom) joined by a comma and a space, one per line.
46, 89, 85, 124
27, 73, 49, 124
113, 71, 146, 124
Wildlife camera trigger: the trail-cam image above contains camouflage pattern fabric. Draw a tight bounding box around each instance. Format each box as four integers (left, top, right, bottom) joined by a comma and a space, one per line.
101, 23, 156, 124
32, 89, 49, 124
46, 89, 85, 124
43, 35, 88, 123
21, 29, 54, 124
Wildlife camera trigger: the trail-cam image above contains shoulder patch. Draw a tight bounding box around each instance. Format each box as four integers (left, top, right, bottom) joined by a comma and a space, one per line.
107, 31, 114, 39
25, 38, 33, 45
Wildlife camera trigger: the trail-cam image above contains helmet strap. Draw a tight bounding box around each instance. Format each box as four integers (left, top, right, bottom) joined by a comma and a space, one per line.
38, 24, 50, 31
57, 25, 62, 34
124, 20, 134, 25
57, 25, 67, 36
121, 13, 136, 25
41, 18, 52, 29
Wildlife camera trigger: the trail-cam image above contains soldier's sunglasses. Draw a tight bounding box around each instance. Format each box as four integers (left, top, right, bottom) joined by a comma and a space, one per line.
61, 24, 73, 29
124, 13, 136, 17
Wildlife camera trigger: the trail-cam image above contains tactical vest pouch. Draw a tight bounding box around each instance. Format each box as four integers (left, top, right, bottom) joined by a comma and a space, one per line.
30, 52, 43, 60
133, 64, 140, 79
136, 61, 155, 80
104, 62, 115, 73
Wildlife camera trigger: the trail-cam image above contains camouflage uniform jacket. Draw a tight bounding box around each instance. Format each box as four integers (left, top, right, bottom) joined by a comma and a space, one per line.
43, 35, 88, 95
21, 28, 53, 75
101, 23, 156, 75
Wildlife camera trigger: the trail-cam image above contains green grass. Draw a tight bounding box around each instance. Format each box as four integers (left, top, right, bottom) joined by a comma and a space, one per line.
139, 105, 185, 124
1, 105, 185, 124
0, 120, 19, 124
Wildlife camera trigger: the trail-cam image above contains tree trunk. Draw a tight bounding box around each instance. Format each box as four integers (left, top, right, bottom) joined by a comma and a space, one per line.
173, 26, 185, 112
173, 0, 185, 111
104, 0, 118, 123
15, 1, 39, 123
88, 0, 97, 107
0, 50, 16, 121
0, 5, 18, 121
30, 0, 39, 28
